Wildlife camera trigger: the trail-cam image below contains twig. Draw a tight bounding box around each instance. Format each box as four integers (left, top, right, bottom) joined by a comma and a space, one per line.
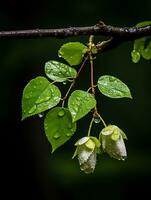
0, 22, 151, 40
61, 55, 89, 107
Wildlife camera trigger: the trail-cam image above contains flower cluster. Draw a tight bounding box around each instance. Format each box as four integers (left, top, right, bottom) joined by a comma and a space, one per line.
73, 125, 127, 174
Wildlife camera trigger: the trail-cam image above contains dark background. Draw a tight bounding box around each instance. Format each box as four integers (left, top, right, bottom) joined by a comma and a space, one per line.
1, 0, 151, 199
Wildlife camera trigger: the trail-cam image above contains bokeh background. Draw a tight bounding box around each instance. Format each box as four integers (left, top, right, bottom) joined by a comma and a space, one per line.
1, 0, 151, 199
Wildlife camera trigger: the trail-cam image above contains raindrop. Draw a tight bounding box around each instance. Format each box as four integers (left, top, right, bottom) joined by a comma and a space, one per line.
36, 96, 51, 104
121, 156, 127, 161
58, 54, 62, 58
53, 133, 61, 139
38, 112, 44, 118
62, 81, 67, 85
94, 116, 101, 124
25, 92, 32, 99
28, 105, 37, 114
58, 109, 65, 117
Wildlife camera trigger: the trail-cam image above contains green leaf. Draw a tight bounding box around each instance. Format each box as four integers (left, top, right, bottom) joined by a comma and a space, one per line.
68, 90, 96, 122
58, 42, 88, 66
44, 107, 76, 152
131, 21, 151, 63
97, 75, 132, 99
131, 50, 141, 63
136, 21, 151, 28
22, 76, 61, 120
45, 60, 77, 82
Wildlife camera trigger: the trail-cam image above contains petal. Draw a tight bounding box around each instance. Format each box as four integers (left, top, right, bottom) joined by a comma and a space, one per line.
80, 152, 96, 174
103, 135, 127, 160
75, 137, 90, 146
78, 148, 93, 165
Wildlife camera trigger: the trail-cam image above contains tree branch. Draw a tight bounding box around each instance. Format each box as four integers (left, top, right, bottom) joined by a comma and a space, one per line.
0, 22, 151, 52
0, 22, 151, 40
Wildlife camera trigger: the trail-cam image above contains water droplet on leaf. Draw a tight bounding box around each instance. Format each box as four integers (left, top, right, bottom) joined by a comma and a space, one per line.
63, 81, 67, 85
53, 133, 61, 139
58, 109, 65, 117
36, 96, 51, 104
38, 112, 44, 118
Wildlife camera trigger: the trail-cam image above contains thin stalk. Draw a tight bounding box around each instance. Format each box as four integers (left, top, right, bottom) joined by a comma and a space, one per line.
88, 35, 107, 128
87, 117, 94, 137
90, 54, 95, 95
62, 55, 89, 107
96, 113, 107, 127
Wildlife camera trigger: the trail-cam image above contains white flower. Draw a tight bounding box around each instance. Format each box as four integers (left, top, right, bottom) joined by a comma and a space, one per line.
73, 137, 100, 174
100, 125, 127, 160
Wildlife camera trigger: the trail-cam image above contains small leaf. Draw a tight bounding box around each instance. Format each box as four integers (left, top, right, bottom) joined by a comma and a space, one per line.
44, 107, 76, 152
97, 75, 132, 99
58, 42, 88, 66
22, 76, 61, 120
141, 41, 151, 60
90, 137, 101, 148
68, 90, 96, 122
45, 60, 77, 82
131, 50, 141, 63
131, 21, 151, 63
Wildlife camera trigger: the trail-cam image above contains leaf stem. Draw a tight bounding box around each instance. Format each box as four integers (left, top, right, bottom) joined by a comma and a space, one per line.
95, 112, 107, 127
87, 117, 94, 137
88, 35, 107, 128
88, 35, 95, 95
62, 55, 89, 107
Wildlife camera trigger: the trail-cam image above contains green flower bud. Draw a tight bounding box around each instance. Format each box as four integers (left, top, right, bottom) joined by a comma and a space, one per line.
73, 136, 100, 174
100, 125, 127, 160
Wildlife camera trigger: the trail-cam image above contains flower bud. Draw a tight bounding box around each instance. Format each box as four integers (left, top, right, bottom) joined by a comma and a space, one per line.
73, 136, 100, 174
100, 125, 127, 160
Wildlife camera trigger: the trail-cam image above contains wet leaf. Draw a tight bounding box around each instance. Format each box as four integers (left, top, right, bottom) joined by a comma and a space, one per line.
45, 60, 77, 82
22, 76, 61, 120
68, 90, 96, 122
97, 75, 132, 99
58, 42, 88, 66
44, 107, 76, 152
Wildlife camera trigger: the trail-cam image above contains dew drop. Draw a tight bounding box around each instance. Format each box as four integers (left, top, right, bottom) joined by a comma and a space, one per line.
94, 116, 101, 124
58, 109, 65, 117
53, 133, 61, 139
58, 54, 62, 58
38, 112, 44, 118
36, 96, 51, 104
28, 105, 37, 114
25, 92, 32, 99
62, 81, 67, 85
46, 69, 51, 73
121, 156, 127, 161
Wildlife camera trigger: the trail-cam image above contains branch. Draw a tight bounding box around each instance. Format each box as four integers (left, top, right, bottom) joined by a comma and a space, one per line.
0, 22, 151, 40
0, 22, 151, 52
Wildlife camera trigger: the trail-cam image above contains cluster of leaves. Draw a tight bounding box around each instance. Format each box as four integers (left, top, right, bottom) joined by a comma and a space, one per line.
131, 21, 151, 63
22, 21, 151, 173
22, 42, 131, 151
